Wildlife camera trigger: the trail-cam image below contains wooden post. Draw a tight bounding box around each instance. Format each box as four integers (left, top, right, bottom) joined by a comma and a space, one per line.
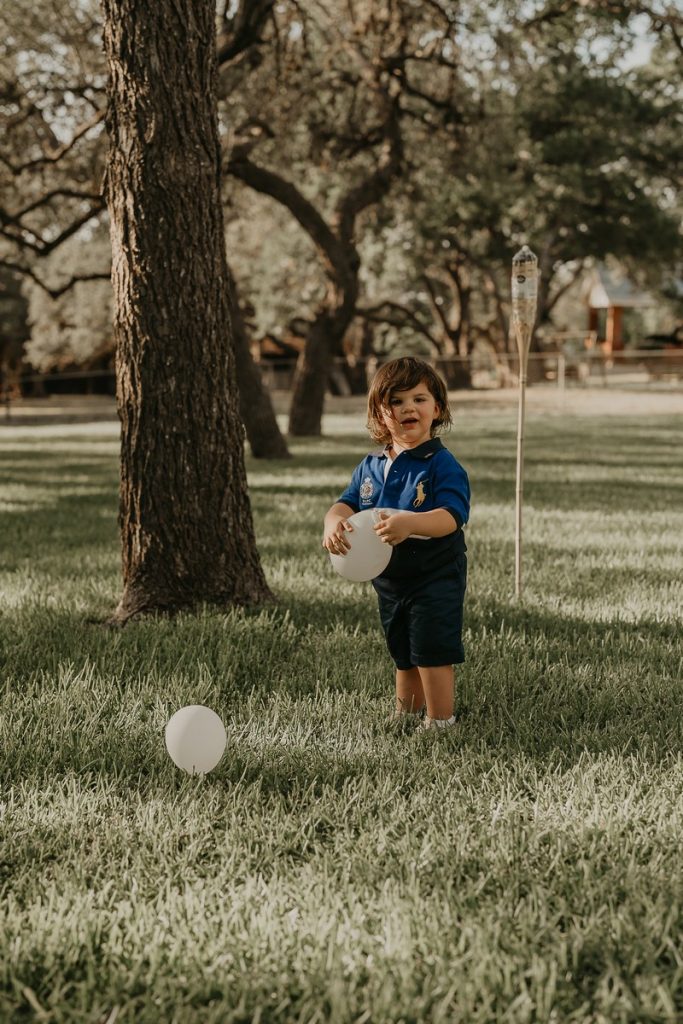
606, 305, 623, 353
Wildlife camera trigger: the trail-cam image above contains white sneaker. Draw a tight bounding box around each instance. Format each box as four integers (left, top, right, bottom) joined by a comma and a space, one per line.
383, 705, 426, 734
419, 714, 457, 732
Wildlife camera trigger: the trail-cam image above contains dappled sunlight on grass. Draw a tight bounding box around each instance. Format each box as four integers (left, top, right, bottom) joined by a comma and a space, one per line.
2, 402, 683, 1020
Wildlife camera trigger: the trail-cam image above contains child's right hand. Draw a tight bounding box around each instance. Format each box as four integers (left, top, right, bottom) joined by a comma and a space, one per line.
322, 516, 354, 555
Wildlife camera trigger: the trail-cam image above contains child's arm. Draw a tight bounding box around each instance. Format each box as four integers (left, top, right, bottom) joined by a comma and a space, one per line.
373, 508, 457, 546
322, 502, 356, 555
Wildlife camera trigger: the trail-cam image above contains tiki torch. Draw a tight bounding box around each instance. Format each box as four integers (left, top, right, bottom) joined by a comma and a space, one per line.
511, 244, 539, 599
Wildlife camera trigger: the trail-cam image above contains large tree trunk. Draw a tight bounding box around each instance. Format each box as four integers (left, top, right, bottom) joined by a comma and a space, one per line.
287, 315, 333, 437
288, 283, 359, 436
447, 282, 473, 390
102, 0, 273, 623
226, 268, 290, 459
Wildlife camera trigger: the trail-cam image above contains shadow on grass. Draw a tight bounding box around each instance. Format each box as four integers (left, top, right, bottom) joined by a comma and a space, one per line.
2, 417, 683, 780
2, 590, 682, 785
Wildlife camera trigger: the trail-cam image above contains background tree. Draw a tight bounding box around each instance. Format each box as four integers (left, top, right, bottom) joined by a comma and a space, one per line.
100, 0, 272, 622
223, 1, 408, 435
227, 265, 290, 459
0, 268, 30, 398
0, 0, 107, 289
3, 0, 681, 427
23, 223, 113, 371
354, 0, 682, 378
2, 0, 289, 459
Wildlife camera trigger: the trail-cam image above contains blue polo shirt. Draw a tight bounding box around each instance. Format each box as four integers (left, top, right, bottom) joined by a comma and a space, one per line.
337, 438, 470, 581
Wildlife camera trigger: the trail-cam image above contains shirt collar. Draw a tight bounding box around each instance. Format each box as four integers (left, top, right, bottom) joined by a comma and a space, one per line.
377, 438, 444, 460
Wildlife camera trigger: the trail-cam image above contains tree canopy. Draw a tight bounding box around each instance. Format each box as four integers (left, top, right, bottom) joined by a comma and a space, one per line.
2, 0, 681, 425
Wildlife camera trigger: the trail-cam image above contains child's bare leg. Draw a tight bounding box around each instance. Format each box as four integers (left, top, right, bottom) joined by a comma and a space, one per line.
395, 667, 425, 715
418, 665, 454, 720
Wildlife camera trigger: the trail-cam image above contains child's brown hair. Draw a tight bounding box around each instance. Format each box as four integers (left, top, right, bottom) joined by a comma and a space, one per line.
366, 356, 452, 445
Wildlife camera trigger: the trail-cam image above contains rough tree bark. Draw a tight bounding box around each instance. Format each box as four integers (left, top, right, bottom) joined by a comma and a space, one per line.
101, 0, 273, 623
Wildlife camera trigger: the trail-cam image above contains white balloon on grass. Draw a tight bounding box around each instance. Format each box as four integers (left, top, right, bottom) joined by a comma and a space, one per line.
165, 705, 227, 775
329, 508, 392, 582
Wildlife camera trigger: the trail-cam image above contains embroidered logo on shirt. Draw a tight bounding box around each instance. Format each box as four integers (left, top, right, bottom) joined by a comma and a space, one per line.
359, 476, 374, 502
413, 480, 427, 507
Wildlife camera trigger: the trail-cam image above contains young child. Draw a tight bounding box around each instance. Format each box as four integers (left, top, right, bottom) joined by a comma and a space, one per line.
322, 356, 470, 731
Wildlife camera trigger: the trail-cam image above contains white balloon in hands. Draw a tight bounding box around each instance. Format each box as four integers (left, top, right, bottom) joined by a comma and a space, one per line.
165, 705, 227, 775
329, 508, 392, 582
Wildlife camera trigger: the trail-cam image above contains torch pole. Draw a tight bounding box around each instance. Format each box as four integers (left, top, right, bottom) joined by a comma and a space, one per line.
515, 365, 526, 598
511, 245, 539, 600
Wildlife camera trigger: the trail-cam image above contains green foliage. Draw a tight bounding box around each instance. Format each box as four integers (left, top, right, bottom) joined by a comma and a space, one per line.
1, 398, 683, 1020
0, 268, 30, 372
225, 188, 324, 338
0, 0, 106, 263
23, 225, 113, 370
3, 0, 681, 367
365, 5, 682, 351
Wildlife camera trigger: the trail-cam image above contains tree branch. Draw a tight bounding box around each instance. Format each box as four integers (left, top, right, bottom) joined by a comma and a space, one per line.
217, 0, 277, 67
0, 199, 106, 256
1, 189, 103, 224
544, 261, 587, 316
334, 90, 403, 246
0, 111, 105, 174
522, 0, 682, 53
357, 300, 439, 346
420, 272, 453, 338
0, 258, 110, 299
225, 149, 353, 279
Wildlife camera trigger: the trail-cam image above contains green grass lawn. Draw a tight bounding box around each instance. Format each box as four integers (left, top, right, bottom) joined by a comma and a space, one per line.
1, 399, 682, 1023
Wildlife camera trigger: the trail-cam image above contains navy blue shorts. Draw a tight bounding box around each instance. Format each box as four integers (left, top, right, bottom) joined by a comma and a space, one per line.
372, 555, 467, 669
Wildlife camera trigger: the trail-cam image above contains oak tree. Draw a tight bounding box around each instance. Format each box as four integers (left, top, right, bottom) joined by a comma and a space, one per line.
101, 0, 273, 622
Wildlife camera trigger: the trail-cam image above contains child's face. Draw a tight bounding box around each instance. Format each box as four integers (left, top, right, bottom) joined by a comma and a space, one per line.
381, 381, 440, 449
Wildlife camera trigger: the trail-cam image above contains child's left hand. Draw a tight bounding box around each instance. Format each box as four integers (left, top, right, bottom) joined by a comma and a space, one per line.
373, 511, 414, 546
